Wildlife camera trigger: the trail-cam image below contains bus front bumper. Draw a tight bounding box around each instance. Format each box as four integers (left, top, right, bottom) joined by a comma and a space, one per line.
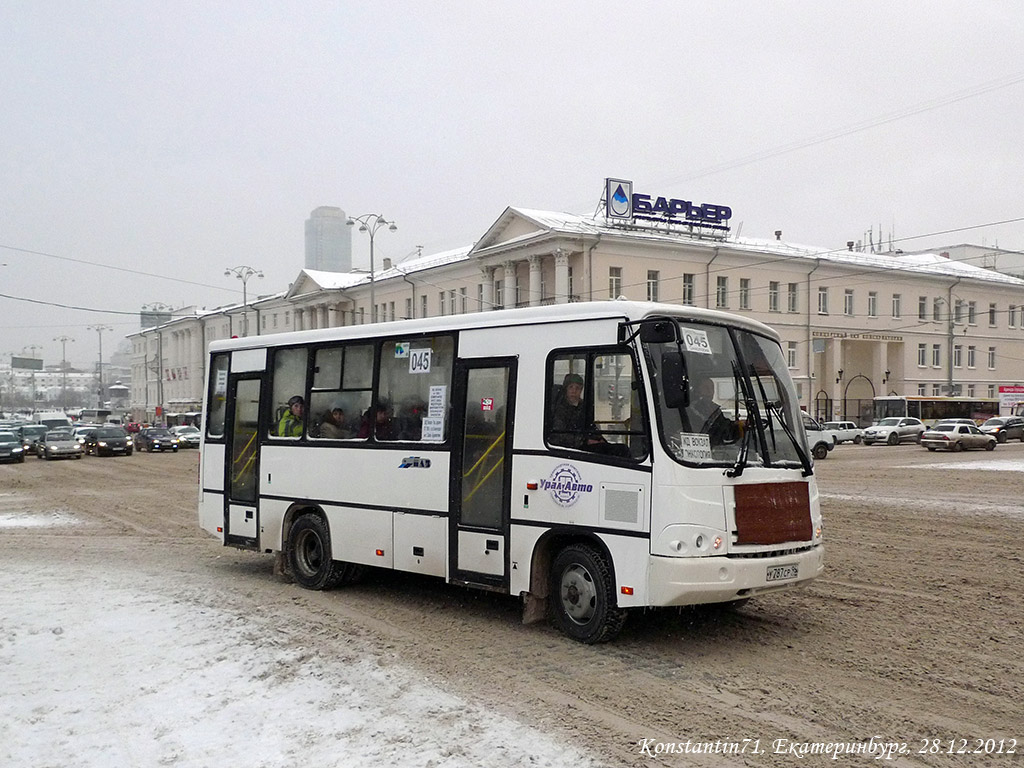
647, 544, 824, 607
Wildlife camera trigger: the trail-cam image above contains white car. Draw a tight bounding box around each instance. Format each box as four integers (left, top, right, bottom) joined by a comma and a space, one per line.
801, 413, 834, 460
823, 421, 864, 444
863, 417, 926, 445
170, 425, 201, 448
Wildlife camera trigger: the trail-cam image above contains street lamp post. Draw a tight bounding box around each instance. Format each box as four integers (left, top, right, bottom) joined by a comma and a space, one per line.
53, 335, 74, 409
88, 325, 112, 408
22, 345, 40, 407
224, 266, 264, 337
347, 214, 397, 323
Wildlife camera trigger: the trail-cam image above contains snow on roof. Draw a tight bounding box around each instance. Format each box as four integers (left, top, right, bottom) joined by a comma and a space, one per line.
502, 207, 1024, 287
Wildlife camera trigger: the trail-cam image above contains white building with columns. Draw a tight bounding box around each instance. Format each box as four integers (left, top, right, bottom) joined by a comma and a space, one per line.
128, 202, 1024, 424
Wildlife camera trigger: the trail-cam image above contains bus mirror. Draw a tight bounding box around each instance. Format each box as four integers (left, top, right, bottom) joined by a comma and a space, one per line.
660, 350, 689, 409
639, 321, 677, 344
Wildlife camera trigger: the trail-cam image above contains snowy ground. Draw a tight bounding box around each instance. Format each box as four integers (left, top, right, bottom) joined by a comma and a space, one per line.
0, 522, 601, 768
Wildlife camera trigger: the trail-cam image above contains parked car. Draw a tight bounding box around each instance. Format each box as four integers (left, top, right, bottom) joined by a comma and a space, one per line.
0, 431, 26, 463
36, 428, 83, 460
823, 421, 864, 444
134, 427, 180, 452
979, 416, 1024, 443
921, 423, 996, 452
17, 424, 48, 454
863, 417, 926, 445
169, 425, 201, 448
802, 413, 834, 460
84, 426, 134, 456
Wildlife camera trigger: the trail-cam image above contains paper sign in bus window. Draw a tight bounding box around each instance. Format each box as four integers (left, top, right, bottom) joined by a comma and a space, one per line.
409, 348, 432, 374
682, 328, 712, 355
428, 385, 446, 418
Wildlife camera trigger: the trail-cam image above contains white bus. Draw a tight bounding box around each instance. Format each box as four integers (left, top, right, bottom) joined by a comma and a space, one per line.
198, 301, 824, 643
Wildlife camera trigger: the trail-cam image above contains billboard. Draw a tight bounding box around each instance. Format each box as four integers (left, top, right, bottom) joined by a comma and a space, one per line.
11, 356, 43, 370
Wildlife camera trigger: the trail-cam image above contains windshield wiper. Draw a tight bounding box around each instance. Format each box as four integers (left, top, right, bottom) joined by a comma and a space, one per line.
726, 361, 759, 478
762, 399, 814, 477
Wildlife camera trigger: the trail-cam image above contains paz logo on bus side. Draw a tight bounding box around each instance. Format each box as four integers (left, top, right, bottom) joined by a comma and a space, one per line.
542, 463, 594, 508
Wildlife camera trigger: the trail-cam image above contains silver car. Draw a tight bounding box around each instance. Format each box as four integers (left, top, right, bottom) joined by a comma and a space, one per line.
863, 417, 926, 446
36, 429, 84, 460
921, 423, 996, 452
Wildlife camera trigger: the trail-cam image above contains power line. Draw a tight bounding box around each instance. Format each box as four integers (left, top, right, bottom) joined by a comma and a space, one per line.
0, 243, 240, 294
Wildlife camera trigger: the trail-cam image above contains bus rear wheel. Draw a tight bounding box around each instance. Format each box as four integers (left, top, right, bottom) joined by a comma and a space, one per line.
550, 544, 626, 644
287, 514, 347, 590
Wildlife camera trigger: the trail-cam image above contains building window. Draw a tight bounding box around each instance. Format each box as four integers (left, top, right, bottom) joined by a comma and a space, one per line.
932, 344, 941, 367
438, 292, 445, 315
421, 295, 428, 318
988, 384, 996, 398
933, 298, 942, 322
609, 267, 622, 299
953, 344, 962, 368
272, 313, 279, 329
787, 283, 799, 313
932, 384, 942, 396
1010, 306, 1017, 328
739, 278, 750, 310
647, 270, 659, 302
892, 293, 901, 318
868, 291, 878, 317
567, 267, 574, 298
495, 280, 503, 307
682, 274, 695, 305
968, 301, 976, 325
448, 290, 456, 315
918, 383, 927, 396
967, 345, 976, 369
786, 341, 798, 368
988, 346, 996, 369
460, 287, 468, 313
477, 284, 484, 311
967, 384, 975, 398
954, 299, 964, 324
989, 303, 997, 327
716, 276, 728, 309
769, 281, 780, 312
844, 289, 854, 316
818, 287, 829, 314
918, 296, 927, 320
917, 343, 927, 367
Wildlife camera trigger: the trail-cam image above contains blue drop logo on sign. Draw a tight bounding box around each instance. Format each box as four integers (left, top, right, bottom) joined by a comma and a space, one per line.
542, 463, 594, 507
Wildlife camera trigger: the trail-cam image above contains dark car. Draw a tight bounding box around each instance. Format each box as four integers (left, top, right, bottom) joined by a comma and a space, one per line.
979, 416, 1024, 443
0, 431, 26, 463
84, 426, 134, 456
18, 424, 48, 454
134, 427, 180, 452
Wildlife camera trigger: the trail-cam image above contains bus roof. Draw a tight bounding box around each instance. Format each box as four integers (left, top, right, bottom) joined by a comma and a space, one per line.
207, 300, 782, 354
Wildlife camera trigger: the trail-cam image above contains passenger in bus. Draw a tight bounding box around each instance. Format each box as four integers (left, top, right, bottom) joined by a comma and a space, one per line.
319, 405, 352, 439
277, 395, 305, 437
549, 372, 621, 454
687, 377, 737, 446
358, 402, 395, 440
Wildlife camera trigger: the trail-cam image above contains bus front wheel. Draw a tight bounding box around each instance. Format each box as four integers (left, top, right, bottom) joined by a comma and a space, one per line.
550, 544, 626, 644
287, 514, 347, 590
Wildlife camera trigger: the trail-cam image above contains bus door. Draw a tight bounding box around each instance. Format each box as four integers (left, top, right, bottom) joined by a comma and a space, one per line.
450, 359, 516, 588
223, 375, 262, 549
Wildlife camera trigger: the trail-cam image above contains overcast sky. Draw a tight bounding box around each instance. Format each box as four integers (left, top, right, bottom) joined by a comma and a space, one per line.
3, 1, 1024, 368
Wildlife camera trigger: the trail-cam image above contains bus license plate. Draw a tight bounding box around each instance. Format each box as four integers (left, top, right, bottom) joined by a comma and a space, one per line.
766, 564, 799, 582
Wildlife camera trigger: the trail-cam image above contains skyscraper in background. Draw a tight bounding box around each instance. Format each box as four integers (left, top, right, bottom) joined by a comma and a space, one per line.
304, 206, 352, 272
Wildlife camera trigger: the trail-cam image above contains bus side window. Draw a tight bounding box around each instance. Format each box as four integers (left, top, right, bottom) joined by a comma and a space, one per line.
375, 337, 453, 442
268, 347, 308, 439
206, 354, 230, 439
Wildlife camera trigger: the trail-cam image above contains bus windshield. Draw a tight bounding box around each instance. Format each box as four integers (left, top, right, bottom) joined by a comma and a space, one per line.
642, 320, 808, 470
